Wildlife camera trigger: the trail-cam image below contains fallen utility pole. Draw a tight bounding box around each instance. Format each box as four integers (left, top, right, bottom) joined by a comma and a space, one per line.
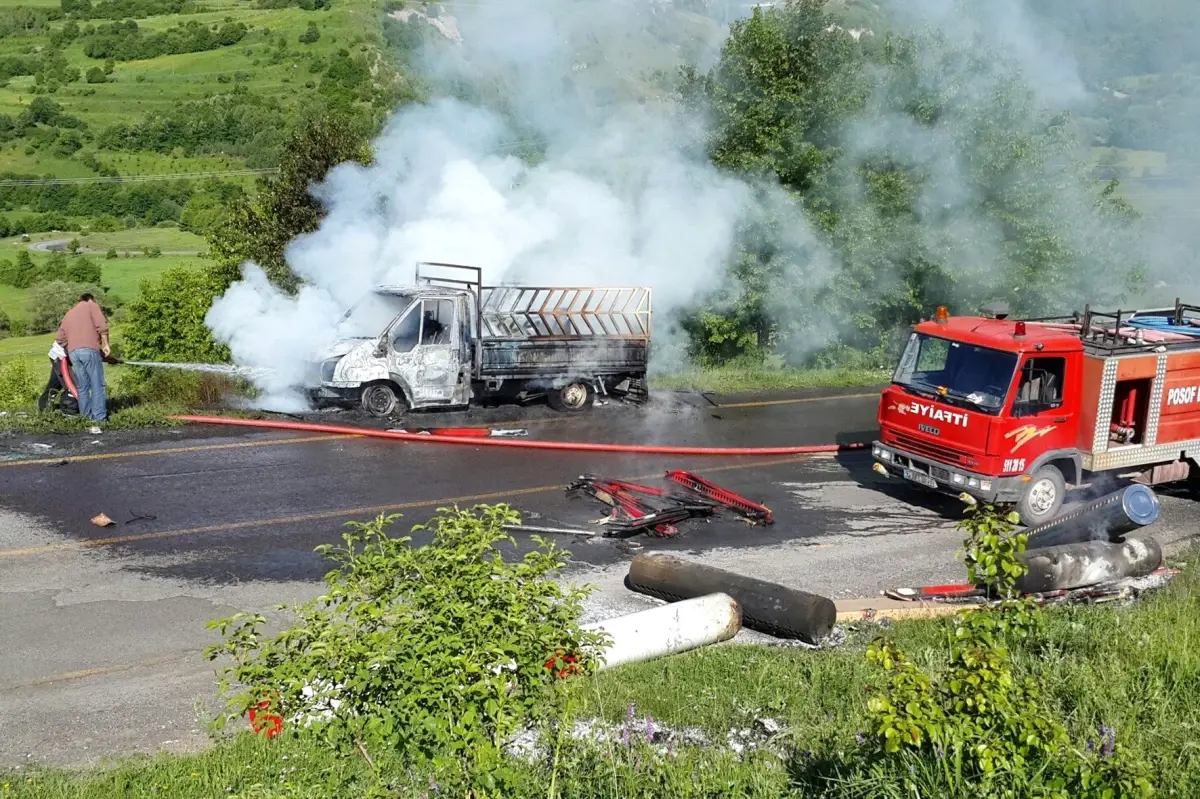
626, 552, 836, 644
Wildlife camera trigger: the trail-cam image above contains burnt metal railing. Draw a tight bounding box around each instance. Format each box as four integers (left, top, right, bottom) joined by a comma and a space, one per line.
479, 286, 652, 340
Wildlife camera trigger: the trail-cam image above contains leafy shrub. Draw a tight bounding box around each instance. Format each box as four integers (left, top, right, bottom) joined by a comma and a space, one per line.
27, 280, 106, 334
206, 505, 606, 789
298, 21, 319, 43
85, 65, 106, 83
0, 358, 40, 409
105, 246, 118, 259
91, 214, 122, 232
121, 266, 229, 364
843, 502, 1156, 799
0, 306, 10, 338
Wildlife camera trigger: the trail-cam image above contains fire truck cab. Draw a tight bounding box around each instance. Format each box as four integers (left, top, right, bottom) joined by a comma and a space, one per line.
872, 300, 1200, 526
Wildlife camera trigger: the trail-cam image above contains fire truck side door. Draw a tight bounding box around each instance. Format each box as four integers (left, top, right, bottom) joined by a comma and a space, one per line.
1001, 354, 1075, 471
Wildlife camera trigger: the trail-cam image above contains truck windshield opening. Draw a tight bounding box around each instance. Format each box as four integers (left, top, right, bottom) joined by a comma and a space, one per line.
338, 292, 415, 337
892, 332, 1017, 415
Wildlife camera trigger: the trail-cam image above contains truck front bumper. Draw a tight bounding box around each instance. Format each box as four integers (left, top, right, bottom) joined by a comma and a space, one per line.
870, 441, 1025, 504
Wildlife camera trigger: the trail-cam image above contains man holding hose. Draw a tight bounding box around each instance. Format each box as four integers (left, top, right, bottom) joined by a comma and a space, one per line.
55, 292, 110, 424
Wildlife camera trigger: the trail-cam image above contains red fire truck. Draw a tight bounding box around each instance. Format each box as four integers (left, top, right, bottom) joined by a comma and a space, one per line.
871, 300, 1200, 525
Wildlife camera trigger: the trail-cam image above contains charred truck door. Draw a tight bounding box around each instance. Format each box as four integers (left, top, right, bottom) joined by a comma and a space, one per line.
384, 296, 467, 409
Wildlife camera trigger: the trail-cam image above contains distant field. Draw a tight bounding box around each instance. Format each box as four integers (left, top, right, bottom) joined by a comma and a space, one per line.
0, 0, 384, 174
0, 252, 209, 321
3, 227, 208, 253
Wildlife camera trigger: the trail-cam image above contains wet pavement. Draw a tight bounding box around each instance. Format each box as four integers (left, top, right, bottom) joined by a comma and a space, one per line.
1, 387, 1197, 768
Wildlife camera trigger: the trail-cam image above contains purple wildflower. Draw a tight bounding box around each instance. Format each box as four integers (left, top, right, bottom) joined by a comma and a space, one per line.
645, 714, 655, 744
622, 702, 636, 747
1099, 725, 1116, 758
429, 774, 439, 794
935, 746, 945, 760
855, 732, 866, 746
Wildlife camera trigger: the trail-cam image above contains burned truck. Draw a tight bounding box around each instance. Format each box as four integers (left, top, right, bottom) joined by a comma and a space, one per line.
310, 263, 652, 417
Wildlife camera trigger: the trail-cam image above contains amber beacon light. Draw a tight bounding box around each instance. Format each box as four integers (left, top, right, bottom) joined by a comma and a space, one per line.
935, 305, 949, 323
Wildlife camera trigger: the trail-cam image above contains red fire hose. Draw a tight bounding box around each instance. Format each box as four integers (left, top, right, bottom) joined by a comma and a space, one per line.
169, 415, 866, 456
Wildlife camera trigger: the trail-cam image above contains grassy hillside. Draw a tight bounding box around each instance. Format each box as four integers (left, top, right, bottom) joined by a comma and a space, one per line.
0, 0, 401, 177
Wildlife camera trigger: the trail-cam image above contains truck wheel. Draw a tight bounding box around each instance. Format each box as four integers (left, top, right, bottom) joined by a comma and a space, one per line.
1016, 465, 1065, 526
361, 383, 401, 418
548, 381, 594, 413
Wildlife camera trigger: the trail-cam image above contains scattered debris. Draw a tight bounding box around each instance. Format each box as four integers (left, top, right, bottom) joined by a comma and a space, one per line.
884, 565, 1179, 607
90, 513, 115, 528
388, 426, 529, 437
502, 523, 597, 537
125, 510, 157, 525
665, 469, 774, 525
567, 470, 772, 537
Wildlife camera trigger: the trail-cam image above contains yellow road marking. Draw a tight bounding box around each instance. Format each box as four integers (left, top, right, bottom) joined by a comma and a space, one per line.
0, 454, 828, 559
718, 391, 880, 409
0, 433, 358, 469
0, 652, 200, 693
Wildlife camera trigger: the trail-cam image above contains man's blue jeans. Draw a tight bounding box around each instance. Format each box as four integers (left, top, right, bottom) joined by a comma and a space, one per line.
70, 348, 108, 422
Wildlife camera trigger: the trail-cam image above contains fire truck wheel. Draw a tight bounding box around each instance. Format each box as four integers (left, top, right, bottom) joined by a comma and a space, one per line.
361, 383, 401, 418
1016, 465, 1065, 526
548, 381, 595, 413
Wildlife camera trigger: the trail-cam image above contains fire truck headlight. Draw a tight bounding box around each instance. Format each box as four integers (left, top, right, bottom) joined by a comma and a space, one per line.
980, 480, 992, 491
873, 447, 891, 461
967, 477, 980, 488
952, 473, 965, 485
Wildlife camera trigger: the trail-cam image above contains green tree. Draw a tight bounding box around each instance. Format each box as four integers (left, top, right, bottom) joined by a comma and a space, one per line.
122, 267, 230, 364
681, 1, 1143, 364
27, 280, 106, 334
85, 66, 107, 83
298, 21, 319, 44
206, 112, 372, 291
7, 251, 40, 289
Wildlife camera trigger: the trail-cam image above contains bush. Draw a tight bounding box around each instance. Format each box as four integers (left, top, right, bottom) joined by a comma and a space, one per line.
122, 266, 228, 363
27, 280, 105, 334
105, 246, 118, 259
85, 66, 106, 83
824, 502, 1156, 799
206, 505, 606, 790
91, 214, 122, 232
0, 358, 41, 409
0, 306, 10, 338
298, 21, 319, 43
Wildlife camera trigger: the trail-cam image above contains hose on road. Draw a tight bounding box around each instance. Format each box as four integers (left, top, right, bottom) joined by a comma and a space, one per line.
169, 414, 867, 457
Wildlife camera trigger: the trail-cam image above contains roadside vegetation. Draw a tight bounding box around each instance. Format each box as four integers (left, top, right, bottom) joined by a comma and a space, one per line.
3, 502, 1190, 797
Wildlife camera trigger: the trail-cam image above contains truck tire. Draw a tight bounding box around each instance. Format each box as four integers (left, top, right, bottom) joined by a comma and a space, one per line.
361, 383, 401, 418
548, 381, 595, 413
1016, 465, 1065, 526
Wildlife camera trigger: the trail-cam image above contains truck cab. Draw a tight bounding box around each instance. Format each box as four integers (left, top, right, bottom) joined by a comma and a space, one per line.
872, 304, 1086, 525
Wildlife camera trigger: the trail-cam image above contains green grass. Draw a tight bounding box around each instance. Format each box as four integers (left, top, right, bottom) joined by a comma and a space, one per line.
3, 551, 1196, 797
0, 252, 209, 321
0, 0, 385, 174
654, 364, 889, 393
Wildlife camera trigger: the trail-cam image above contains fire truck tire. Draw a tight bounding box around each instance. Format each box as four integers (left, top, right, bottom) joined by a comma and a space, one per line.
1016, 465, 1066, 526
548, 381, 595, 413
361, 383, 401, 418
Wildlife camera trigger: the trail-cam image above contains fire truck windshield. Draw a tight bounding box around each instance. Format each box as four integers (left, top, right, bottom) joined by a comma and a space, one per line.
892, 332, 1017, 415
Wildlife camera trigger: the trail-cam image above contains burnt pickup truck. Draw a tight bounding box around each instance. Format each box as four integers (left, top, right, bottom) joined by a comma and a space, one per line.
309, 263, 652, 417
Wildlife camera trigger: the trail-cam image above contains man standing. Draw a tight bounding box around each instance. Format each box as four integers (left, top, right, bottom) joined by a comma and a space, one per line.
55, 292, 110, 423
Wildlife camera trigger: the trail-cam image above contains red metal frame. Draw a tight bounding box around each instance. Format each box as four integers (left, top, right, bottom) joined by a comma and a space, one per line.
664, 470, 774, 525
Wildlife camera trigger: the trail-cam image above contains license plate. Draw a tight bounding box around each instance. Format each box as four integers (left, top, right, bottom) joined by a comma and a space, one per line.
903, 468, 938, 489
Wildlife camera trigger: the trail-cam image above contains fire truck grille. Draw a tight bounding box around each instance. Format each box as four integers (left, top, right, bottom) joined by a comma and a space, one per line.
892, 432, 969, 465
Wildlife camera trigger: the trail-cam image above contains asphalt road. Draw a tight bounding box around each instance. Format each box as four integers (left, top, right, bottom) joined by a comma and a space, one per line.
1, 387, 1196, 768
